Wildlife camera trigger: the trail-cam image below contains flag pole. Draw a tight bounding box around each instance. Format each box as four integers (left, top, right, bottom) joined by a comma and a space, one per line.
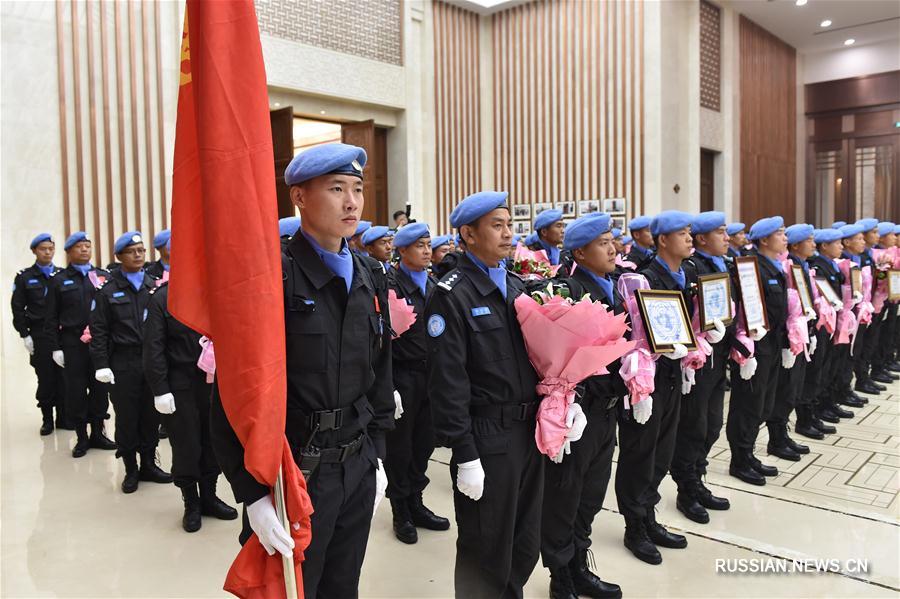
274, 466, 299, 599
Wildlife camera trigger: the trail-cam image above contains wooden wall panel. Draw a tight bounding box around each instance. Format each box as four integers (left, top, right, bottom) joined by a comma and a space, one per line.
739, 16, 796, 225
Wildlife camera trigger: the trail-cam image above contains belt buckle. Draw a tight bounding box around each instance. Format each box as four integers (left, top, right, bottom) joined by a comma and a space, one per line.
338, 443, 351, 462
317, 409, 343, 431
516, 403, 528, 421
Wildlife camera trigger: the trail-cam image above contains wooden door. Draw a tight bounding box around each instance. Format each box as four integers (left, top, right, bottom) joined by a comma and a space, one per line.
700, 149, 715, 212
270, 106, 294, 218
341, 120, 378, 223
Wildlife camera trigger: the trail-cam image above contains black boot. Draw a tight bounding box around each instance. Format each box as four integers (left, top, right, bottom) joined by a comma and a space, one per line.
886, 361, 900, 372
548, 564, 578, 599
675, 481, 709, 524
623, 518, 662, 565
730, 460, 765, 485
39, 406, 54, 436
855, 379, 883, 395
832, 404, 855, 419
847, 390, 868, 403
139, 451, 173, 484
697, 480, 730, 510
645, 510, 687, 549
838, 394, 866, 408
784, 429, 809, 455
812, 416, 836, 434
71, 424, 90, 458
569, 548, 622, 598
795, 406, 825, 440
871, 369, 895, 384
749, 454, 779, 476
199, 476, 238, 520
408, 493, 450, 531
766, 425, 800, 461
158, 422, 168, 439
390, 498, 417, 544
89, 420, 117, 450
816, 406, 841, 424
181, 484, 202, 533
122, 453, 140, 494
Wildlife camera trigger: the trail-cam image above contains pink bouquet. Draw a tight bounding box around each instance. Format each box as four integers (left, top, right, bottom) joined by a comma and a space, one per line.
616, 273, 657, 405
511, 243, 561, 280
615, 254, 637, 270
835, 259, 860, 347
387, 289, 417, 338
197, 336, 216, 384
87, 270, 106, 289
808, 267, 837, 336
515, 282, 634, 458
80, 325, 92, 344
156, 270, 170, 287
781, 259, 811, 357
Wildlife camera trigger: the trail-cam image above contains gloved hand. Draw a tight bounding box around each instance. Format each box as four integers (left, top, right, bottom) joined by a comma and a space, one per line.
95, 368, 115, 384
781, 348, 797, 369
681, 366, 696, 395
663, 343, 688, 360
633, 397, 653, 425
246, 495, 295, 558
853, 291, 863, 305
373, 458, 388, 514
456, 459, 485, 501
23, 336, 34, 355
749, 328, 767, 342
706, 319, 726, 344
739, 356, 758, 380
552, 403, 588, 464
809, 335, 818, 356
52, 350, 65, 368
393, 390, 404, 420
154, 393, 176, 414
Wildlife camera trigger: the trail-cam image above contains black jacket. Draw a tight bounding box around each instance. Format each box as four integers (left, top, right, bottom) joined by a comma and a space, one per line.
11, 263, 61, 338
626, 244, 655, 271
745, 250, 789, 355
388, 265, 436, 366
142, 284, 205, 397
639, 257, 694, 384
144, 259, 168, 279
44, 264, 111, 350
89, 268, 155, 368
683, 252, 749, 360
808, 254, 843, 297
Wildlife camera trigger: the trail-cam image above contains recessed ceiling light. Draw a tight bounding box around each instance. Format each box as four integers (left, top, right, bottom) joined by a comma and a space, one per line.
795, 0, 807, 6
320, 110, 326, 115
820, 19, 832, 27
844, 38, 855, 46
273, 102, 281, 107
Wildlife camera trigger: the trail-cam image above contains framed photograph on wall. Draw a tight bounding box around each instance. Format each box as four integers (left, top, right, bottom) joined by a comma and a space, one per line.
512, 204, 532, 220
513, 221, 531, 236
560, 201, 576, 217
611, 216, 626, 230
534, 202, 554, 216
602, 198, 626, 214
697, 272, 734, 331
579, 199, 600, 215
735, 256, 770, 335
635, 289, 698, 353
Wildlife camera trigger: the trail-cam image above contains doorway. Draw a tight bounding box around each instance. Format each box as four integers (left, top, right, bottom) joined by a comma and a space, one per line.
700, 149, 716, 212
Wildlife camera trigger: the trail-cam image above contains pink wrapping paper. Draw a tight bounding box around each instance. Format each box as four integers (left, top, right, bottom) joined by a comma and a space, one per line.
156, 270, 170, 287
808, 268, 836, 336
682, 304, 711, 372
514, 293, 635, 458
835, 259, 859, 346
513, 244, 562, 279
616, 273, 657, 405
197, 336, 216, 384
387, 289, 417, 339
615, 254, 637, 270
856, 266, 875, 325
729, 301, 755, 366
785, 288, 810, 356
87, 271, 106, 289
80, 325, 92, 344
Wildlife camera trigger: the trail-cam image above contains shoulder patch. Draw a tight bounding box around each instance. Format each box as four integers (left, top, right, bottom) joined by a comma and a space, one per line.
90, 299, 96, 311
427, 314, 446, 337
437, 270, 462, 292
17, 268, 25, 275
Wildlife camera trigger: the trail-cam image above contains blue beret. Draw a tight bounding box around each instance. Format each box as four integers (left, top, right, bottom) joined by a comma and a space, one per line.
877, 221, 895, 236
622, 235, 633, 245
534, 209, 563, 231
284, 143, 366, 186
30, 233, 53, 249
393, 223, 430, 248
563, 213, 612, 251
354, 220, 372, 237
814, 228, 842, 244
831, 221, 847, 229
114, 231, 144, 254
449, 191, 509, 228
510, 234, 520, 246
361, 226, 392, 246
839, 224, 864, 239
856, 218, 879, 233
895, 224, 900, 235
152, 229, 171, 248
455, 233, 462, 245
785, 223, 814, 245
278, 217, 301, 238
651, 210, 693, 236
431, 234, 452, 249
726, 222, 745, 236
524, 232, 538, 246
64, 231, 89, 251
166, 237, 171, 251
692, 211, 726, 235
748, 216, 785, 241
629, 215, 652, 231
611, 227, 622, 239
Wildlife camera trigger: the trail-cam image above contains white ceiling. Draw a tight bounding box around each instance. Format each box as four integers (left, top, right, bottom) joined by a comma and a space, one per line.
727, 0, 900, 54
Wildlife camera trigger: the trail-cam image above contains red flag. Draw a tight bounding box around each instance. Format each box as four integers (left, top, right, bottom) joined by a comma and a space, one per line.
168, 2, 312, 597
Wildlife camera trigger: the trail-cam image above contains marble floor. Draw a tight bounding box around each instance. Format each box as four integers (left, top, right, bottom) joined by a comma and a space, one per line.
2, 360, 898, 598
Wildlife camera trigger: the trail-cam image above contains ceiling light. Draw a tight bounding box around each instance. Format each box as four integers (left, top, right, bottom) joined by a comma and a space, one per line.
820, 19, 832, 27
319, 110, 326, 115
795, 0, 807, 6
273, 102, 281, 107
844, 38, 855, 46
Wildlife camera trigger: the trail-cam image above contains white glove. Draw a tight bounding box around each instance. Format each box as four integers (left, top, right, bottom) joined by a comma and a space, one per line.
809, 335, 818, 356
154, 393, 176, 414
663, 343, 688, 360
633, 397, 653, 425
52, 350, 65, 368
749, 328, 767, 341
373, 458, 388, 514
246, 495, 295, 558
853, 291, 863, 305
552, 403, 588, 463
95, 368, 115, 384
456, 459, 485, 501
781, 348, 797, 369
739, 356, 758, 380
681, 366, 696, 395
23, 335, 34, 355
393, 390, 404, 420
706, 319, 726, 344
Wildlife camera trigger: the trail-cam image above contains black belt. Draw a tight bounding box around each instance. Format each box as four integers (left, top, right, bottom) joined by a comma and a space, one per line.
395, 359, 427, 372
471, 402, 538, 422
302, 396, 369, 432
299, 434, 366, 477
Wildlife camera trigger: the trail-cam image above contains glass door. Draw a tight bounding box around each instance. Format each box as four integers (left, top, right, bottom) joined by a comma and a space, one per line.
852, 135, 898, 223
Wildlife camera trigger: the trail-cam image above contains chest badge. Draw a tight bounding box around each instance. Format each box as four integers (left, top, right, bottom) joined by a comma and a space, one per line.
427, 314, 446, 337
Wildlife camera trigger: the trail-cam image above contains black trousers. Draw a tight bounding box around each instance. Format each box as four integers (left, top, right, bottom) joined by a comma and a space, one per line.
767, 352, 807, 429
616, 364, 681, 521
109, 347, 159, 457
671, 347, 726, 490
62, 339, 109, 426
726, 344, 780, 467
872, 305, 897, 370
452, 418, 543, 599
170, 370, 219, 488
30, 330, 65, 413
853, 321, 872, 381
385, 366, 433, 500
802, 328, 831, 408
541, 398, 616, 569
828, 343, 853, 402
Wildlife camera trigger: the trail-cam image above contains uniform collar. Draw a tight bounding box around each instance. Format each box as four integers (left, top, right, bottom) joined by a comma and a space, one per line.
460, 253, 508, 300
289, 230, 351, 291
398, 263, 428, 297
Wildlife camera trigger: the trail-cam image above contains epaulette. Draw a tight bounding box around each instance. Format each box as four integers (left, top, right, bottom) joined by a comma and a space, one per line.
148, 286, 159, 295
437, 269, 462, 292
16, 268, 25, 275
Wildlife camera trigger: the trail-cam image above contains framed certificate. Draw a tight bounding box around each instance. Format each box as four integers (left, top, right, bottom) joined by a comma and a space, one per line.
889, 270, 900, 301
697, 273, 734, 331
635, 289, 698, 354
815, 277, 842, 306
850, 266, 862, 296
735, 256, 769, 334
791, 265, 816, 318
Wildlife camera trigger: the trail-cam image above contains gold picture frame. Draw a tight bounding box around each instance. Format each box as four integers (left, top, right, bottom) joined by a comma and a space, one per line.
888, 270, 900, 302
735, 256, 770, 334
791, 264, 816, 318
850, 266, 862, 296
697, 272, 734, 331
635, 289, 698, 354
815, 277, 841, 306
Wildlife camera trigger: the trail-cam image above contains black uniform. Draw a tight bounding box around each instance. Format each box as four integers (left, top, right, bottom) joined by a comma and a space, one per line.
210, 233, 394, 599
44, 265, 111, 429
804, 255, 843, 423
11, 263, 65, 425
144, 259, 168, 280
870, 245, 897, 378
426, 253, 542, 598
850, 250, 877, 386
726, 252, 788, 470
89, 269, 159, 460
625, 244, 654, 271
385, 266, 437, 501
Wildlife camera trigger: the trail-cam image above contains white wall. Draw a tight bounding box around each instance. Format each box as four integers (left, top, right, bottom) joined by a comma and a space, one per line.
803, 39, 900, 84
